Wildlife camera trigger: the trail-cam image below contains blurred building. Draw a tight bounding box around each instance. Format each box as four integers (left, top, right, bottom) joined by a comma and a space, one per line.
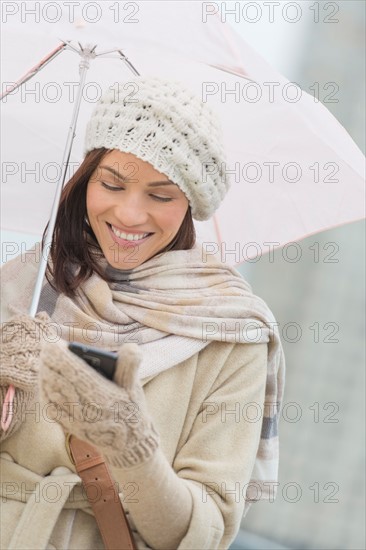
232, 1, 365, 549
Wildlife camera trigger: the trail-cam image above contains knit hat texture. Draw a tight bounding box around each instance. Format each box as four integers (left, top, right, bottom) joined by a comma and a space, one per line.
84, 76, 230, 221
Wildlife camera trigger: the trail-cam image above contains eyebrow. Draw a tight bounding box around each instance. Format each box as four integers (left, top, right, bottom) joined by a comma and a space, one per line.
99, 166, 176, 187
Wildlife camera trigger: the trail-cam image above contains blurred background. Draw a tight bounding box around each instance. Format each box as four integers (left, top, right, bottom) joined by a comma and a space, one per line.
228, 1, 365, 549
1, 2, 365, 549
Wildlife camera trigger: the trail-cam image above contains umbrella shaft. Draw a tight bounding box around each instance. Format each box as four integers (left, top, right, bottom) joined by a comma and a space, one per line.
29, 59, 90, 317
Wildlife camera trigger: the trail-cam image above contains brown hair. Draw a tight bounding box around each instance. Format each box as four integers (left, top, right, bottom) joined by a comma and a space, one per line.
42, 148, 196, 298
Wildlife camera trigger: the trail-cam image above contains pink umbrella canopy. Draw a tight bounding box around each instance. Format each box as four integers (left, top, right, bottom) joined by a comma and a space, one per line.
1, 1, 365, 264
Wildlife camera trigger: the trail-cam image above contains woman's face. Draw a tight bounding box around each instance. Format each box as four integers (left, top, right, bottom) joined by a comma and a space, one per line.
86, 150, 189, 270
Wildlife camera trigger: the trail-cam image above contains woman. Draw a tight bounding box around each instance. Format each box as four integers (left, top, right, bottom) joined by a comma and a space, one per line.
0, 76, 285, 549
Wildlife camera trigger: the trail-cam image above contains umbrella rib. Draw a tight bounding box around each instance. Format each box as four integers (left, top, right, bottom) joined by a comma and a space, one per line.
206, 62, 258, 83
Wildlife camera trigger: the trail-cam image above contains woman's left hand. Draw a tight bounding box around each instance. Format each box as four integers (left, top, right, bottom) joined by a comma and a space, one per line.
40, 338, 160, 468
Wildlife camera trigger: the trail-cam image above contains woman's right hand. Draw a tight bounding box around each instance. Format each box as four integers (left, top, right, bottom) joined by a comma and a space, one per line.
40, 338, 160, 469
0, 312, 51, 441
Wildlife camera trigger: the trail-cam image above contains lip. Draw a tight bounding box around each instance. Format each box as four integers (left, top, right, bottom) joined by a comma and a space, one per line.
107, 223, 153, 247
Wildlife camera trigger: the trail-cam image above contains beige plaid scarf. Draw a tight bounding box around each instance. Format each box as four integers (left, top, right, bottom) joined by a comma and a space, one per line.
1, 239, 285, 510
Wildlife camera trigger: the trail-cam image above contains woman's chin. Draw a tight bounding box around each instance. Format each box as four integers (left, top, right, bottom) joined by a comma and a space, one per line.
106, 253, 144, 270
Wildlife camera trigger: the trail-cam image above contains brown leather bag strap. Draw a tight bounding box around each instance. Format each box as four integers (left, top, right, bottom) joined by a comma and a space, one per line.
67, 434, 137, 550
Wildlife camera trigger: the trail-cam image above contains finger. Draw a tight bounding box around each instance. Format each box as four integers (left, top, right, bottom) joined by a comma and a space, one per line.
35, 311, 51, 324
114, 343, 142, 389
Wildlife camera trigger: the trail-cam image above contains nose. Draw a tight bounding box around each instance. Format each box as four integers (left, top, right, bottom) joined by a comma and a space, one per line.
113, 192, 149, 227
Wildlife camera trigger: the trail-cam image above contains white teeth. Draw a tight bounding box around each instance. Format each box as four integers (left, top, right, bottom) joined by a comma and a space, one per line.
110, 225, 150, 241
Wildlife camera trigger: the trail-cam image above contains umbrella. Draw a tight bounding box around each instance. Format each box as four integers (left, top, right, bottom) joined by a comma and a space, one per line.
1, 1, 365, 270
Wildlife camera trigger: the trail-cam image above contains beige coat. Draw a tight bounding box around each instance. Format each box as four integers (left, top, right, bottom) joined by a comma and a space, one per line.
0, 334, 267, 549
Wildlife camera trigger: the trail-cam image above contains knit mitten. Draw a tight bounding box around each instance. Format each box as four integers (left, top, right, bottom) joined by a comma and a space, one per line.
0, 312, 51, 442
40, 339, 160, 468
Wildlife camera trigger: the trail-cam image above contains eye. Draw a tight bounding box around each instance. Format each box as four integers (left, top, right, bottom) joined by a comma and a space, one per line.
101, 182, 122, 191
151, 195, 173, 202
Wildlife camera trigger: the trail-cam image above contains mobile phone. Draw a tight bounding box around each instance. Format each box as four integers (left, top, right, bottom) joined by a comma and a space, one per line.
68, 342, 118, 380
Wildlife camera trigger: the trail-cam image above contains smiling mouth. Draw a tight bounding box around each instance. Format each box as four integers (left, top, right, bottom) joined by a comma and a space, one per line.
107, 223, 154, 243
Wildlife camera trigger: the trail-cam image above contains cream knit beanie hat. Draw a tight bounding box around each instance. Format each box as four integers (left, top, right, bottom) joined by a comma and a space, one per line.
84, 76, 230, 221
